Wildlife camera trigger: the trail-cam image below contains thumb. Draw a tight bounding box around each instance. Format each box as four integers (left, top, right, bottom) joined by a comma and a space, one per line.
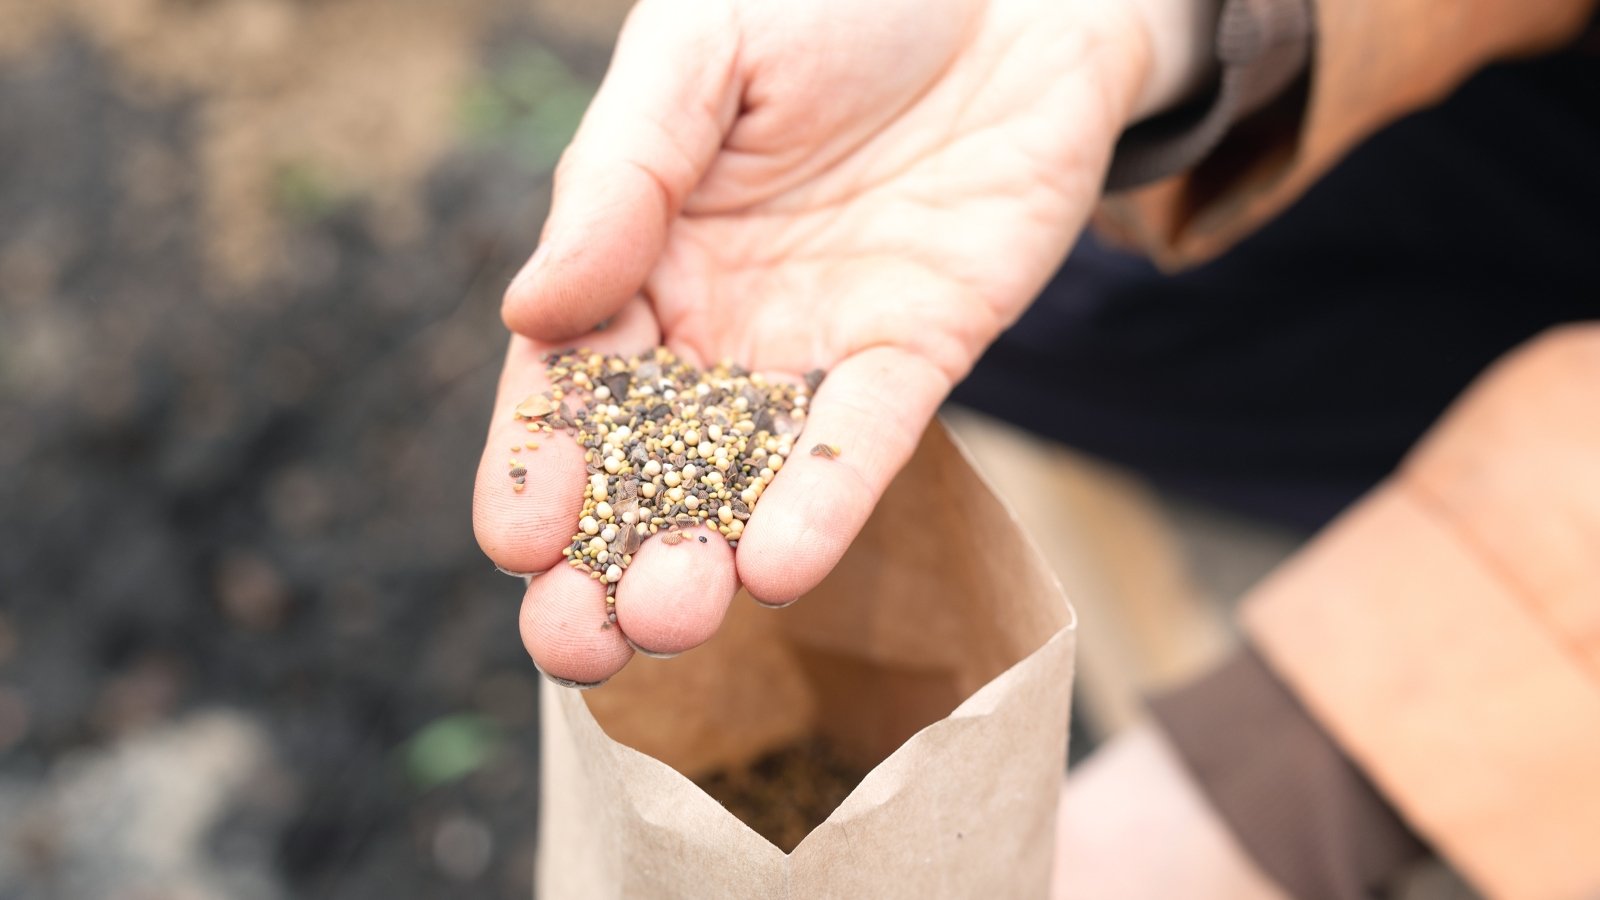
503, 0, 742, 341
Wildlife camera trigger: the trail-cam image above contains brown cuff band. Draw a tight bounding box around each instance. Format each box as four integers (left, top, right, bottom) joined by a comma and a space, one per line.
1148, 643, 1427, 900
1106, 0, 1315, 191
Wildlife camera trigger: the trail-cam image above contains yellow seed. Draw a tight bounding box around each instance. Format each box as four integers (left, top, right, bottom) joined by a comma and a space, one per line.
513, 483, 525, 493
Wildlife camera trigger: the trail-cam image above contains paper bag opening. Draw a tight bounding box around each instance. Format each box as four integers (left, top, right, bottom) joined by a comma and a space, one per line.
538, 422, 1075, 897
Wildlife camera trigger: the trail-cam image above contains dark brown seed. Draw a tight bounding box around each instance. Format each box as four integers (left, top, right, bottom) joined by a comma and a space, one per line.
601, 621, 612, 630
662, 532, 684, 546
509, 467, 527, 478
514, 477, 526, 485
730, 499, 750, 520
602, 372, 631, 399
697, 535, 707, 543
754, 408, 776, 433
804, 368, 826, 392
810, 443, 839, 459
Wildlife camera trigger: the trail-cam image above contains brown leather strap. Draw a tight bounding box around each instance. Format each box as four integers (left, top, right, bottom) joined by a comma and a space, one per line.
1148, 643, 1428, 900
1107, 0, 1315, 190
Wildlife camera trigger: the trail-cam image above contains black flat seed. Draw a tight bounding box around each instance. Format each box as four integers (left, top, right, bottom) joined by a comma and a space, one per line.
698, 536, 707, 543
509, 467, 527, 477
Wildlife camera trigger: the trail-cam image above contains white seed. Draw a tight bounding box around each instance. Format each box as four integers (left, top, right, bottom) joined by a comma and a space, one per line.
640, 482, 658, 498
733, 396, 749, 412
643, 460, 662, 476
704, 470, 723, 485
621, 509, 638, 525
671, 440, 686, 453
740, 487, 760, 505
602, 457, 621, 474
684, 495, 700, 510
718, 506, 734, 524
684, 428, 701, 445
770, 454, 784, 471
605, 565, 623, 583
663, 470, 682, 488
681, 464, 698, 480
597, 550, 610, 564
600, 524, 618, 542
595, 501, 614, 520
594, 385, 611, 401
580, 516, 600, 535
666, 486, 685, 503
707, 424, 723, 442
588, 537, 606, 553
727, 519, 744, 536
697, 441, 715, 457
793, 394, 808, 408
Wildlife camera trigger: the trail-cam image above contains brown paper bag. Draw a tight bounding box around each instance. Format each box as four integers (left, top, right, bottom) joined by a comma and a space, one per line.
536, 421, 1076, 898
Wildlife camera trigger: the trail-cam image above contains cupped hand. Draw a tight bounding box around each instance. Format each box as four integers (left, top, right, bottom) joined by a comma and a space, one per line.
475, 0, 1163, 685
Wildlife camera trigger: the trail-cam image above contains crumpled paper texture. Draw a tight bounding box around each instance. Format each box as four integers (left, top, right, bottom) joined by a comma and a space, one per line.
537, 422, 1076, 898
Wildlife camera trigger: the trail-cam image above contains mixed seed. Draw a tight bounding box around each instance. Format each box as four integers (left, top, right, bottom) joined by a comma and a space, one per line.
508, 349, 828, 622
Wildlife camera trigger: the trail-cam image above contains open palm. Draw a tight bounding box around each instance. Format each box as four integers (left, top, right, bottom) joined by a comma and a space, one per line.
475, 0, 1157, 684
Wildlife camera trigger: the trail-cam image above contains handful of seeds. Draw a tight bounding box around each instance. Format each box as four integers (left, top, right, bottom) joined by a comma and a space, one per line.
509, 348, 825, 627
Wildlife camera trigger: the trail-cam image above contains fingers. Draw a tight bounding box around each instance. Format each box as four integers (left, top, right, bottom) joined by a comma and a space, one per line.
472, 298, 660, 575
613, 524, 738, 657
520, 565, 633, 687
735, 346, 951, 604
502, 0, 742, 341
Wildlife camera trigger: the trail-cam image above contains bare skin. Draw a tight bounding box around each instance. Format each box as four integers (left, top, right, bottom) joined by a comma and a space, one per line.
474, 0, 1210, 684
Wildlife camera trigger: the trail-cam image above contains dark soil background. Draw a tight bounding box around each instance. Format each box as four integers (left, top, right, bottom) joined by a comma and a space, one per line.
0, 2, 633, 897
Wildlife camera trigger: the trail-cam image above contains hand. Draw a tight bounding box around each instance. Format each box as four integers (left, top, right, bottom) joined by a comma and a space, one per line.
475, 0, 1200, 685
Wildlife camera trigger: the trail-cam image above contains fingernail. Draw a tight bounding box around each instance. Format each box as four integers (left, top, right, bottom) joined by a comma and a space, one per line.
754, 596, 801, 610
494, 564, 541, 579
624, 637, 680, 660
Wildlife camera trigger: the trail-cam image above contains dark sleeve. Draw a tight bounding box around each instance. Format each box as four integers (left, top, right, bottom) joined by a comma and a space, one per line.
1147, 642, 1429, 900
1105, 0, 1316, 191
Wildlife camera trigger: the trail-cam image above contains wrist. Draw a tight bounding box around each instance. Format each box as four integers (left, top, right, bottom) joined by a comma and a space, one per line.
1124, 0, 1223, 122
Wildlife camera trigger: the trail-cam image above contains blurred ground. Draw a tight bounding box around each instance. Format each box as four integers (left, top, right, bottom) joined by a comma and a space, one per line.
0, 0, 631, 897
